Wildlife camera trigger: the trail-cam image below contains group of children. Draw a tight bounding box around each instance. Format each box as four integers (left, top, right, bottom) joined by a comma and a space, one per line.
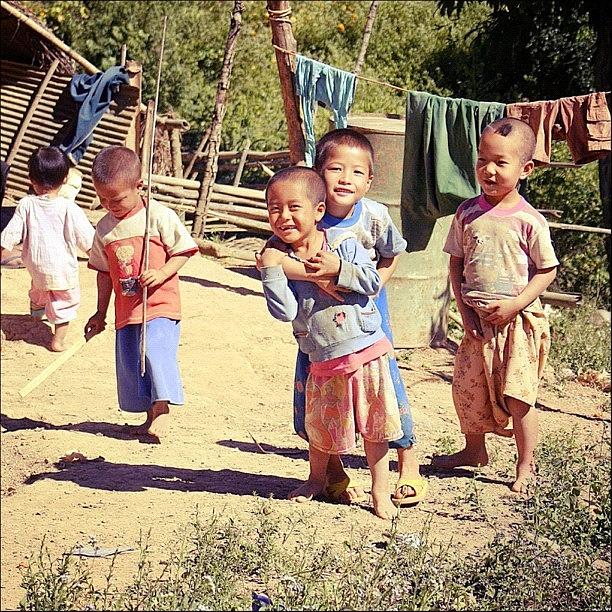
1, 116, 558, 518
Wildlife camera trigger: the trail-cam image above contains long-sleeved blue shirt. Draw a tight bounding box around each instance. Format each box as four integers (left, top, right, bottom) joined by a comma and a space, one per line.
260, 235, 386, 362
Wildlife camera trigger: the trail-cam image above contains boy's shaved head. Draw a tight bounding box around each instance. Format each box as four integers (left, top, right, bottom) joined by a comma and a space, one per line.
314, 128, 374, 174
266, 166, 327, 205
484, 118, 536, 163
92, 146, 141, 186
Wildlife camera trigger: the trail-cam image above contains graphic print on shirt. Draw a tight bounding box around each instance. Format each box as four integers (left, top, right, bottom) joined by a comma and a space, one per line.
114, 244, 139, 296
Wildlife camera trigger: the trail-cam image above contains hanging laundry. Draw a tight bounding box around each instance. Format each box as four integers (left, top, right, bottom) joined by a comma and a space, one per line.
61, 66, 130, 164
506, 92, 611, 165
401, 91, 505, 251
293, 55, 357, 166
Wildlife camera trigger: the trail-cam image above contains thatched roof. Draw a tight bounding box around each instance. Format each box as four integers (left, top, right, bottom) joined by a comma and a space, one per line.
1, 0, 97, 75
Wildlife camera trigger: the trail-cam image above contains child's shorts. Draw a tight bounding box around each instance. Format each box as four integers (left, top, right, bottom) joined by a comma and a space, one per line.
116, 318, 184, 413
305, 352, 403, 455
29, 283, 80, 324
452, 306, 550, 435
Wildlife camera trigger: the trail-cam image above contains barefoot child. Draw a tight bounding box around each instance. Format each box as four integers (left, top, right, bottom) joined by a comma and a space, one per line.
432, 117, 559, 492
260, 166, 403, 519
259, 129, 426, 506
84, 146, 198, 441
0, 147, 94, 352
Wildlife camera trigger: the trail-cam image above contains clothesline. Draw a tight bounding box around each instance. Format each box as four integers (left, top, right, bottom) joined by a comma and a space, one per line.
272, 44, 410, 93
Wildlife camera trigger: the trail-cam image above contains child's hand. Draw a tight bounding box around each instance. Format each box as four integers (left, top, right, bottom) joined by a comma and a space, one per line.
460, 307, 484, 340
140, 269, 168, 288
256, 240, 289, 270
481, 298, 520, 327
84, 312, 106, 340
305, 251, 341, 278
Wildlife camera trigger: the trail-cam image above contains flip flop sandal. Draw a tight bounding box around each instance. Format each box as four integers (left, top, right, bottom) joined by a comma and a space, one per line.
323, 477, 369, 504
392, 477, 428, 506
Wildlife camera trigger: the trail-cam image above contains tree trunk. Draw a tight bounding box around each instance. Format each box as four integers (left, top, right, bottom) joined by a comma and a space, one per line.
192, 0, 245, 237
353, 1, 379, 76
266, 0, 305, 165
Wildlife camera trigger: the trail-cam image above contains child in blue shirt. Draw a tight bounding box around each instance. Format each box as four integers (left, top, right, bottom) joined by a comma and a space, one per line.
260, 166, 403, 520
260, 130, 427, 506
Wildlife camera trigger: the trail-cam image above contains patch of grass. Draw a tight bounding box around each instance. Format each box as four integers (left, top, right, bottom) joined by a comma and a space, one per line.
433, 434, 459, 456
19, 432, 611, 611
548, 303, 611, 375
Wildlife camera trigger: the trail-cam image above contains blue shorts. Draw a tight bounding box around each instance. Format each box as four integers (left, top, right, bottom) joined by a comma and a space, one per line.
115, 318, 184, 413
293, 287, 416, 448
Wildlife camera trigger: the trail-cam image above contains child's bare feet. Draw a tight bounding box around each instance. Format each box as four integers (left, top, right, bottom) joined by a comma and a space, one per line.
50, 337, 67, 352
511, 462, 536, 493
372, 489, 398, 520
431, 448, 489, 469
288, 479, 325, 502
50, 322, 69, 352
146, 402, 170, 440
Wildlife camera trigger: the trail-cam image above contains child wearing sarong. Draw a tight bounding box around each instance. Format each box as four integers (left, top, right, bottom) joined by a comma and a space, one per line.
260, 166, 402, 520
432, 117, 559, 493
84, 146, 198, 441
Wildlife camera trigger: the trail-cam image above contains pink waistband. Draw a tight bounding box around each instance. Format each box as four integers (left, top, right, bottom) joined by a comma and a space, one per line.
309, 337, 393, 377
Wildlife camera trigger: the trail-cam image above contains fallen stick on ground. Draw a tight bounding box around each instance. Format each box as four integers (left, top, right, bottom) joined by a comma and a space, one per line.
247, 431, 303, 456
18, 337, 88, 398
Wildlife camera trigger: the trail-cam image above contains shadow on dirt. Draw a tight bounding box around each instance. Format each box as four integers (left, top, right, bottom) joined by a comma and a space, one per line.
24, 459, 305, 498
1, 413, 161, 444
1, 314, 53, 348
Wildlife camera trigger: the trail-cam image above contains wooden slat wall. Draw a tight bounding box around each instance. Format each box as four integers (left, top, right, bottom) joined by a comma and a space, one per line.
1, 59, 138, 209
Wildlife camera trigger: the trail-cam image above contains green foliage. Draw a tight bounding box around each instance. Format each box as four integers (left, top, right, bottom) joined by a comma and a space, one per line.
548, 302, 611, 374
19, 444, 612, 611
527, 143, 609, 308
436, 0, 598, 101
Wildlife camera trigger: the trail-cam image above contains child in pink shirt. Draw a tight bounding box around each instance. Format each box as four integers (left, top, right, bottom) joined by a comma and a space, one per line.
1, 147, 94, 351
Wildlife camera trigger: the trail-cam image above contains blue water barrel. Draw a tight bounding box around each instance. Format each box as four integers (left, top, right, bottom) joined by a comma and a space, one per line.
345, 113, 451, 347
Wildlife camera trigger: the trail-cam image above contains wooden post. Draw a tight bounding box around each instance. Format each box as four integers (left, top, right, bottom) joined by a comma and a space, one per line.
192, 0, 244, 238
124, 60, 142, 153
266, 0, 305, 165
6, 59, 59, 165
232, 137, 251, 187
170, 127, 184, 179
184, 125, 211, 179
353, 1, 379, 76
140, 100, 156, 181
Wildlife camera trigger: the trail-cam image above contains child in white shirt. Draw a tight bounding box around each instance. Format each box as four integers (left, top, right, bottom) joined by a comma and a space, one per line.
1, 147, 94, 351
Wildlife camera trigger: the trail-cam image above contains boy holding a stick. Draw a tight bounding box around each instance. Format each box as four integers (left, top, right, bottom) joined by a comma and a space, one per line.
84, 146, 198, 440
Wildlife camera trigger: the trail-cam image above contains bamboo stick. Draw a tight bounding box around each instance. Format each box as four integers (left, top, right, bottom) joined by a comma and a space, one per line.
140, 15, 168, 377
18, 338, 88, 398
193, 0, 245, 237
209, 202, 269, 221
6, 59, 60, 164
548, 222, 611, 235
233, 138, 251, 187
207, 209, 272, 232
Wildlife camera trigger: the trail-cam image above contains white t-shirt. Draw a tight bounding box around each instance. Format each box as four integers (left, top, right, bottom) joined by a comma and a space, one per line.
1, 194, 95, 290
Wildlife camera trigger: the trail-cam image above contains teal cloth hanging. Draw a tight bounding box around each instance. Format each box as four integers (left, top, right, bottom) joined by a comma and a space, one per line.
293, 55, 357, 166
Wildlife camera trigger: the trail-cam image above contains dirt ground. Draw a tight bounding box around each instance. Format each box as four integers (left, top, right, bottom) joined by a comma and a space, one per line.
1, 244, 610, 610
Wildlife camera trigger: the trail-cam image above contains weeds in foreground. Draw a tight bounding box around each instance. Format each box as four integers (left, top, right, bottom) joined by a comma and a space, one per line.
548, 302, 611, 375
19, 432, 611, 611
